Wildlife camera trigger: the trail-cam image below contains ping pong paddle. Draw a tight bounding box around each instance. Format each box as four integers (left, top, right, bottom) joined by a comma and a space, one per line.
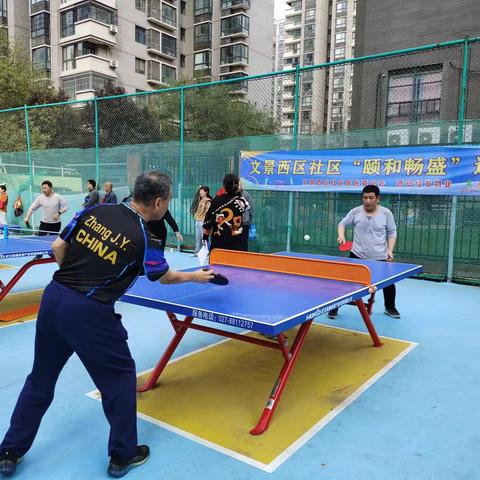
25, 221, 31, 229
203, 268, 229, 285
338, 240, 353, 252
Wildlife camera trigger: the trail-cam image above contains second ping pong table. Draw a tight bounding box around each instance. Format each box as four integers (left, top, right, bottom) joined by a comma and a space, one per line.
122, 249, 422, 435
0, 231, 57, 309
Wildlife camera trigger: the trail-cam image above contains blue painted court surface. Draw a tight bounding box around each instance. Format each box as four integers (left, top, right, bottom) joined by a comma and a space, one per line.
0, 250, 479, 480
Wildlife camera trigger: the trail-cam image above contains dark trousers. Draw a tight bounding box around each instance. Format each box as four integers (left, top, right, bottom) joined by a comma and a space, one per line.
330, 252, 396, 313
38, 221, 61, 236
240, 224, 250, 251
0, 281, 137, 460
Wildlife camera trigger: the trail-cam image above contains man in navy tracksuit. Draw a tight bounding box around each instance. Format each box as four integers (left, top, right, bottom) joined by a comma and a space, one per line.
0, 172, 213, 478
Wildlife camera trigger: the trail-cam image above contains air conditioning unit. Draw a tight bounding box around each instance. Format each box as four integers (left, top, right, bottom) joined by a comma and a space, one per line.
109, 60, 119, 69
417, 126, 441, 145
448, 124, 473, 143
387, 128, 410, 146
109, 24, 118, 34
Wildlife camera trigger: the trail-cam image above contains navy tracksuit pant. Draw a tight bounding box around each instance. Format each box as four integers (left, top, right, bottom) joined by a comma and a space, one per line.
0, 281, 138, 460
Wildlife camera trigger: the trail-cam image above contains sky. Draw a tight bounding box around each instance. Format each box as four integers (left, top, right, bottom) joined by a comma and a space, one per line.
274, 0, 287, 19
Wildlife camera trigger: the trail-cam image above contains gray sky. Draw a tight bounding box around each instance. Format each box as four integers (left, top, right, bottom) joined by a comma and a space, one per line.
274, 0, 286, 19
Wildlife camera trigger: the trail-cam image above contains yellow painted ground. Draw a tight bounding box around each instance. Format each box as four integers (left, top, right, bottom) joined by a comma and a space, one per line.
135, 325, 414, 465
0, 289, 43, 326
0, 264, 14, 270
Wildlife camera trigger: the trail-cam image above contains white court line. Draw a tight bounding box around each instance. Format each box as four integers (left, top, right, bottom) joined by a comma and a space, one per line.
86, 326, 418, 473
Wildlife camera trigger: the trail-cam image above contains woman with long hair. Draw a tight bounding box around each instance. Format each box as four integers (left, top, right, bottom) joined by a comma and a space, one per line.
190, 186, 212, 254
202, 174, 248, 252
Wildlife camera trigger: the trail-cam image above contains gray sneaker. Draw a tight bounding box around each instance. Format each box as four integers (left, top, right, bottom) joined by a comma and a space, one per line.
384, 307, 400, 319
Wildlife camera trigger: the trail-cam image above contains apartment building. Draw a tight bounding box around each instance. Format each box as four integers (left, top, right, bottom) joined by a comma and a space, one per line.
4, 0, 273, 101
276, 0, 356, 135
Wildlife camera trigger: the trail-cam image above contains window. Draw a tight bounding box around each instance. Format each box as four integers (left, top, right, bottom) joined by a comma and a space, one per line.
31, 12, 50, 46
181, 1, 186, 14
336, 17, 346, 29
333, 64, 344, 75
147, 29, 160, 50
0, 0, 7, 26
305, 0, 316, 8
61, 42, 97, 70
30, 0, 50, 15
60, 3, 117, 38
303, 53, 314, 66
162, 63, 176, 82
333, 77, 343, 89
386, 68, 442, 125
220, 43, 248, 64
162, 33, 176, 57
135, 25, 146, 44
194, 0, 212, 16
305, 9, 315, 24
284, 56, 299, 66
135, 57, 146, 74
194, 50, 211, 70
334, 47, 345, 59
332, 106, 343, 117
287, 14, 301, 27
336, 1, 347, 15
332, 91, 343, 102
194, 22, 211, 49
304, 38, 314, 53
301, 110, 311, 122
335, 32, 346, 44
305, 24, 315, 38
162, 3, 176, 27
180, 54, 185, 68
180, 27, 185, 41
221, 14, 249, 37
221, 0, 250, 8
302, 96, 312, 107
32, 46, 50, 71
135, 0, 145, 12
61, 73, 110, 99
302, 82, 312, 95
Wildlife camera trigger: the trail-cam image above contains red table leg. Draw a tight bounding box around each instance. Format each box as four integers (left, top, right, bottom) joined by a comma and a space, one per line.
137, 313, 194, 392
0, 257, 55, 304
250, 319, 313, 435
355, 299, 382, 347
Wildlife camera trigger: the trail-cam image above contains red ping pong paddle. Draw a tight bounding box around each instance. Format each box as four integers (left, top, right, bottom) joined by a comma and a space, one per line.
338, 241, 353, 252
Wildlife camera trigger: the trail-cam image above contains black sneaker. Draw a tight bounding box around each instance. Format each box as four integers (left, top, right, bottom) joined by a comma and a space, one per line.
0, 450, 23, 477
107, 445, 150, 478
328, 309, 338, 319
384, 307, 401, 319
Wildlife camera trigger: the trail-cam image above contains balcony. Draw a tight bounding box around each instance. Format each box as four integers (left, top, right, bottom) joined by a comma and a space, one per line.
147, 1, 177, 31
147, 30, 177, 59
60, 20, 117, 47
60, 0, 116, 10
221, 15, 249, 39
221, 0, 250, 11
60, 54, 116, 78
31, 1, 50, 14
146, 59, 176, 85
220, 55, 248, 67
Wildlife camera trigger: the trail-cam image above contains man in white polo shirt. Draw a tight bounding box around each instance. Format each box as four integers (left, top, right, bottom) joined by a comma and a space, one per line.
328, 185, 400, 319
24, 180, 69, 235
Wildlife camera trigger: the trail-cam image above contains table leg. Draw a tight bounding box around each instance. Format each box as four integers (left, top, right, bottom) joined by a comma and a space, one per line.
137, 313, 194, 392
250, 319, 313, 435
355, 299, 382, 347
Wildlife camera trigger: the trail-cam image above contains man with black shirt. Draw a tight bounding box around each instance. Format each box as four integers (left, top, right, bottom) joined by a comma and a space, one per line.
82, 179, 100, 208
0, 172, 213, 478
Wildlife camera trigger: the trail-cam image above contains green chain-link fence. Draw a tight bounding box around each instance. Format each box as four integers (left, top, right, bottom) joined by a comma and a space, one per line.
0, 37, 479, 283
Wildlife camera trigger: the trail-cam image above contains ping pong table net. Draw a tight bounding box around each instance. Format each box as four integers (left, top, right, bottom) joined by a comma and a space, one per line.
210, 249, 372, 287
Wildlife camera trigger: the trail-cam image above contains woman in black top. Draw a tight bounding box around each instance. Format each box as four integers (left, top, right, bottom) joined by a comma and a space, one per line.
147, 209, 183, 251
202, 174, 248, 252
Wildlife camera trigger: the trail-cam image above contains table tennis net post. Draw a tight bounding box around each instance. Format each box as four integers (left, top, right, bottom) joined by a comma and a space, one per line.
210, 249, 372, 286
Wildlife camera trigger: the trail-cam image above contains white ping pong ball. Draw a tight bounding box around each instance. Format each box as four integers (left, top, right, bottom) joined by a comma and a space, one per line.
304, 234, 310, 241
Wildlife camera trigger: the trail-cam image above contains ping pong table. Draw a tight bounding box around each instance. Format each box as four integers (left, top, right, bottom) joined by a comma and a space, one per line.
122, 249, 422, 435
0, 229, 57, 309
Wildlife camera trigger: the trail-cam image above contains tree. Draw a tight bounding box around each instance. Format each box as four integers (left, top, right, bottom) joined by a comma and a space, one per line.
147, 79, 277, 141
82, 81, 162, 148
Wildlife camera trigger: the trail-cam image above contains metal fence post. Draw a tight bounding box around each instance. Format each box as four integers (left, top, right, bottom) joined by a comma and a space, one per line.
94, 98, 100, 184
178, 86, 185, 247
286, 64, 301, 252
24, 105, 34, 223
447, 37, 470, 282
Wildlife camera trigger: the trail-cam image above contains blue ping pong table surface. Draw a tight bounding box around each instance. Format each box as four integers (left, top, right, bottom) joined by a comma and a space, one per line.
122, 252, 422, 335
0, 235, 56, 259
